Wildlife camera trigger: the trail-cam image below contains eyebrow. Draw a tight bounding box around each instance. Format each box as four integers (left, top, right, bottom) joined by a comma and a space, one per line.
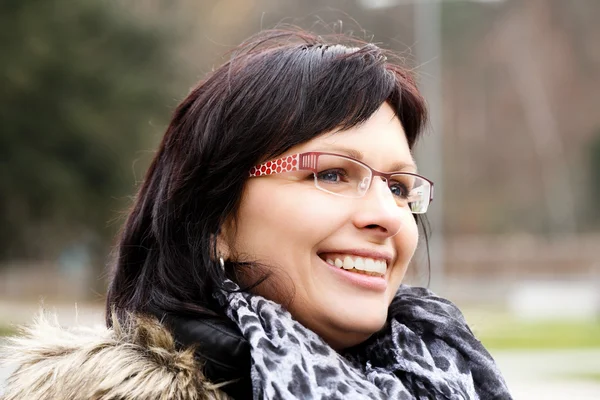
317, 146, 418, 172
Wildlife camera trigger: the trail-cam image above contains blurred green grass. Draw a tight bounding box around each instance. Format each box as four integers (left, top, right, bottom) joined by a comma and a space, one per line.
3, 312, 600, 350
0, 324, 16, 337
466, 310, 600, 350
562, 372, 600, 382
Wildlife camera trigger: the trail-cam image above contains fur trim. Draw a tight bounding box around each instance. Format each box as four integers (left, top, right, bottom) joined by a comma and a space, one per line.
0, 311, 231, 400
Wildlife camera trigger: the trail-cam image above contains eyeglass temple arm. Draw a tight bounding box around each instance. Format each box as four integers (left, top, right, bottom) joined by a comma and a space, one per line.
249, 153, 321, 177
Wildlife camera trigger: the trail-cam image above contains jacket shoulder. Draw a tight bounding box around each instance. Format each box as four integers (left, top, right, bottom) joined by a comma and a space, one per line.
0, 311, 231, 400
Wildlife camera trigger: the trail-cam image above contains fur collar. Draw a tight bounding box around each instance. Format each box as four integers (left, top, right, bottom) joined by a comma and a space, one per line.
0, 312, 231, 400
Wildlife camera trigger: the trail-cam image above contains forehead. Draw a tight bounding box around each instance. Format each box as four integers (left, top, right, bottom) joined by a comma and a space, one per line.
296, 103, 415, 171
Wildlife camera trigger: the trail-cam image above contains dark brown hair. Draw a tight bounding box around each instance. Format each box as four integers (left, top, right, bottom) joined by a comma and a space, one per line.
105, 29, 428, 325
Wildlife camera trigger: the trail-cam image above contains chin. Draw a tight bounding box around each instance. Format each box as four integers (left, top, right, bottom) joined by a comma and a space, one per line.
323, 306, 389, 349
344, 312, 388, 335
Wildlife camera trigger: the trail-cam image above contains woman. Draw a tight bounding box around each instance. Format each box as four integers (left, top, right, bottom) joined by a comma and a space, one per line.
1, 29, 512, 399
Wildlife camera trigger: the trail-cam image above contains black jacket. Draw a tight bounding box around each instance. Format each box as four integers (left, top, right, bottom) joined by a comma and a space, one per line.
167, 315, 252, 399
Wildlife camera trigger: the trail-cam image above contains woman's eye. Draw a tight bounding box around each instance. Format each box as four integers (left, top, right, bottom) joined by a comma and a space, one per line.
316, 169, 346, 183
389, 182, 409, 198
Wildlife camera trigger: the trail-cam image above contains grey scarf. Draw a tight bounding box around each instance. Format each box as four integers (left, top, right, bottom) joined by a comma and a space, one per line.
215, 280, 512, 399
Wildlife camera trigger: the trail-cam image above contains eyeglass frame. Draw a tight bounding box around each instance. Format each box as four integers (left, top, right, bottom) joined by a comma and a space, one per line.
248, 151, 434, 212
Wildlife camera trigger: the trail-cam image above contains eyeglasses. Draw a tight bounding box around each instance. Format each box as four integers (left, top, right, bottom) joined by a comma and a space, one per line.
249, 152, 434, 214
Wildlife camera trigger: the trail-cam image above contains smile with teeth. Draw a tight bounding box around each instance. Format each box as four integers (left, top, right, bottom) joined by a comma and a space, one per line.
322, 254, 387, 277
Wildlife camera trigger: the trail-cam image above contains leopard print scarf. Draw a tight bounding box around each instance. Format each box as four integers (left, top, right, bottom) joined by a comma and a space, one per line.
215, 280, 512, 399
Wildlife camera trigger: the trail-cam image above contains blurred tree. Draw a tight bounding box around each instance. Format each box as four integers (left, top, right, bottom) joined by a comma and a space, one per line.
589, 130, 600, 225
0, 0, 176, 263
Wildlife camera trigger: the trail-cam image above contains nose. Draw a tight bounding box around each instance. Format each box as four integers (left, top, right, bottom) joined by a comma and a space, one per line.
352, 177, 404, 238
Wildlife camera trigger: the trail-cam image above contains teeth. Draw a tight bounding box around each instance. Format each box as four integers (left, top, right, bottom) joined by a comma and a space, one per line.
343, 256, 354, 270
365, 258, 376, 272
354, 257, 364, 269
326, 254, 387, 276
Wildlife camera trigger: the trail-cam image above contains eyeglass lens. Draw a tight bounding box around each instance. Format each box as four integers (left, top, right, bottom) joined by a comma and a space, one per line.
312, 154, 431, 213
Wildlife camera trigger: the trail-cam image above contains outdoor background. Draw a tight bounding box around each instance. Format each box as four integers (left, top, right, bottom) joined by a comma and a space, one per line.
1, 0, 599, 398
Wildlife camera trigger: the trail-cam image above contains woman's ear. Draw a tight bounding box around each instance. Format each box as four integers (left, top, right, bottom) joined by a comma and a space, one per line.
214, 218, 235, 261
216, 235, 231, 261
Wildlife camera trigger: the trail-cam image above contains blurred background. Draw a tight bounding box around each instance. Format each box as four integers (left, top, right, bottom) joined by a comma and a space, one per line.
1, 0, 599, 398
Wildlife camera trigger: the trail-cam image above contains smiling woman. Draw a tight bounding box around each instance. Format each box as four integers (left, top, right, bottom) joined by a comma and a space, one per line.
0, 29, 512, 400
231, 104, 423, 350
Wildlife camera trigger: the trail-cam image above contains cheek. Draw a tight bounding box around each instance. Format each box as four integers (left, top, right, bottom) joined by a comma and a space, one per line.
401, 217, 420, 256
231, 182, 344, 262
389, 217, 419, 286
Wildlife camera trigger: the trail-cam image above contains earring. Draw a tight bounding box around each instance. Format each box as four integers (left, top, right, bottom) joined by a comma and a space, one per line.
219, 256, 225, 271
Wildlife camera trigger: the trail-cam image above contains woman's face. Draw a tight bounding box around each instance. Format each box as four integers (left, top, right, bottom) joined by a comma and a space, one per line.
223, 103, 419, 349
